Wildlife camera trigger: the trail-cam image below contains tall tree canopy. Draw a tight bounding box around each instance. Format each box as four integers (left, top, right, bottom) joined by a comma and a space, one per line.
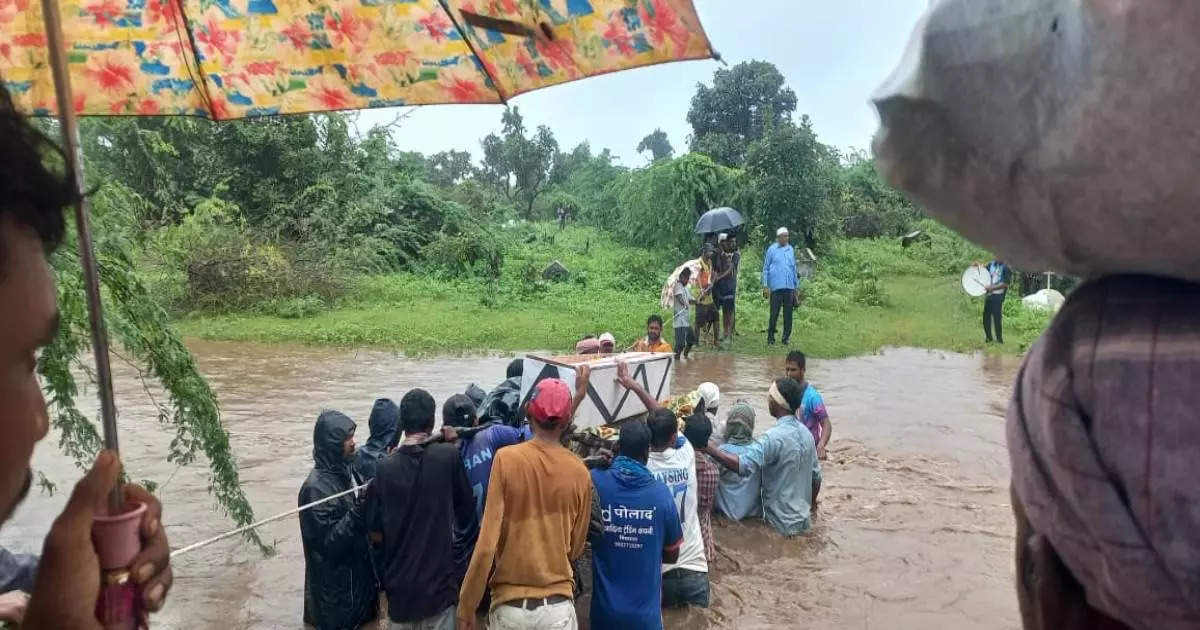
479, 107, 558, 219
744, 116, 840, 249
636, 129, 675, 162
687, 60, 798, 167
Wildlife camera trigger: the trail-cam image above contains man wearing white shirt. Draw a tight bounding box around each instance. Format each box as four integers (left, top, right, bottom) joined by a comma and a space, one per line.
645, 408, 709, 608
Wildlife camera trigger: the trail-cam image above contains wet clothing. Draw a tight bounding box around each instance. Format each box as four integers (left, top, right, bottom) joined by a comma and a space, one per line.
633, 337, 673, 353
0, 547, 37, 593
673, 327, 695, 358
715, 442, 762, 521
488, 598, 578, 630
1009, 275, 1200, 630
388, 607, 455, 630
459, 424, 524, 518
797, 383, 829, 446
661, 568, 710, 608
478, 377, 523, 427
299, 411, 377, 630
589, 456, 683, 630
693, 453, 718, 560
457, 440, 592, 619
672, 281, 691, 329
739, 415, 818, 536
768, 289, 795, 345
714, 249, 737, 298
647, 440, 708, 576
365, 441, 478, 625
354, 398, 399, 481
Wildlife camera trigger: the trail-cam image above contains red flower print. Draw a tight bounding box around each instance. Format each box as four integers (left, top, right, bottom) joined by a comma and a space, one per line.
535, 37, 577, 77
491, 0, 516, 15
196, 17, 241, 65
0, 44, 10, 62
246, 60, 279, 76
146, 0, 182, 30
137, 99, 160, 114
419, 11, 451, 42
444, 77, 484, 102
640, 0, 689, 53
85, 58, 135, 93
85, 0, 123, 26
281, 20, 311, 50
603, 15, 633, 56
310, 81, 352, 109
325, 8, 373, 53
73, 93, 86, 114
514, 48, 537, 78
12, 33, 46, 47
210, 97, 230, 120
375, 50, 412, 66
108, 99, 129, 114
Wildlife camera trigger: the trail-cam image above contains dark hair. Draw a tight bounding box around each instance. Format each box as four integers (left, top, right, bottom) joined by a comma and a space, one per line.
679, 267, 692, 280
0, 82, 74, 265
399, 389, 436, 434
683, 410, 712, 450
506, 358, 524, 379
646, 314, 663, 327
442, 394, 477, 429
774, 378, 806, 413
785, 350, 806, 370
617, 419, 652, 463
647, 408, 678, 449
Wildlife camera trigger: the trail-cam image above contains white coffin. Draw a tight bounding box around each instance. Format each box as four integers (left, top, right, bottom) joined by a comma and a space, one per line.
519, 352, 674, 429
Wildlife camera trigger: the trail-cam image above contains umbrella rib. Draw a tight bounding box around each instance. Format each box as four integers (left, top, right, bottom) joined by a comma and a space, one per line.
439, 1, 508, 104
171, 4, 219, 118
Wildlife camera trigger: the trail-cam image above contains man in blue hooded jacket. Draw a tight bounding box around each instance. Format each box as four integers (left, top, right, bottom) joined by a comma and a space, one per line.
299, 410, 378, 630
354, 398, 399, 481
589, 420, 683, 629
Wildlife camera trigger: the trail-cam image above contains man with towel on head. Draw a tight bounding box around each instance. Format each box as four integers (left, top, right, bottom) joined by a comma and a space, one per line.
713, 402, 762, 521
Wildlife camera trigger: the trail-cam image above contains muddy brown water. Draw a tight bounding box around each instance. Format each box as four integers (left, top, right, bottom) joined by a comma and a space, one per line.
5, 342, 1021, 629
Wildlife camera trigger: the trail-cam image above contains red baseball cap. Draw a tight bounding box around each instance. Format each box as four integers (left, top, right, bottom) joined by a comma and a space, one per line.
528, 379, 572, 425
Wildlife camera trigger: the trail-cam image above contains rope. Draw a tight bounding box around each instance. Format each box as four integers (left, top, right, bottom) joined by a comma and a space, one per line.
170, 480, 370, 559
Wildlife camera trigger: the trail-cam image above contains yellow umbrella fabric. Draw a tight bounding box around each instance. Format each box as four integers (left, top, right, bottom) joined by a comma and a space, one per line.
0, 0, 713, 118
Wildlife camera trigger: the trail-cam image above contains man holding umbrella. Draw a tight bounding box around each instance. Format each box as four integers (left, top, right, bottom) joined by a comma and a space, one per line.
762, 227, 798, 346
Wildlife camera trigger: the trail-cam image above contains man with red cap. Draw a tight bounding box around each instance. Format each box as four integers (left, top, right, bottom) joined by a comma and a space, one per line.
457, 368, 594, 630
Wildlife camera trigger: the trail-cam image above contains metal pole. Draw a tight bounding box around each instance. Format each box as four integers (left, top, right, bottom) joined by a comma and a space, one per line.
40, 0, 123, 514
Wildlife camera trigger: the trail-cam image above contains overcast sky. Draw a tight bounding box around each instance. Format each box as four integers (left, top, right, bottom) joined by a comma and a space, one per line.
357, 0, 928, 167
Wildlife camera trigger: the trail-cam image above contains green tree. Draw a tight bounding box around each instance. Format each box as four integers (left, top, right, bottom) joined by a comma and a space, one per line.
636, 129, 674, 162
424, 150, 473, 188
837, 150, 923, 238
479, 107, 558, 219
744, 117, 840, 250
687, 60, 798, 167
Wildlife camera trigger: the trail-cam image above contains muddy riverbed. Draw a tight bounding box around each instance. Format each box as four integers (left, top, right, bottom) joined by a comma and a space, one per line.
5, 342, 1021, 629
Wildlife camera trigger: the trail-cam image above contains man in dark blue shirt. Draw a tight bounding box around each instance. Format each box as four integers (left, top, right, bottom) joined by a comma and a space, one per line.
443, 394, 525, 519
589, 420, 683, 630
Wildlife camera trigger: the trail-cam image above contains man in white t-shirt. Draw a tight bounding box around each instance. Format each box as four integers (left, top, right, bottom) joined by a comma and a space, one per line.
672, 267, 696, 360
645, 407, 709, 607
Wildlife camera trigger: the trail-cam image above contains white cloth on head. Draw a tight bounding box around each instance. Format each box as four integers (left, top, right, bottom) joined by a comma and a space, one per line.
776, 227, 788, 236
697, 382, 720, 410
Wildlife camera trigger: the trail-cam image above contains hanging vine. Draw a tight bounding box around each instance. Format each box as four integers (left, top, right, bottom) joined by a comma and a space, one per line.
38, 182, 269, 554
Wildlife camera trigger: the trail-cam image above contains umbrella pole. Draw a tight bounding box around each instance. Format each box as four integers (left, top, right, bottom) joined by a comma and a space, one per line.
40, 0, 124, 514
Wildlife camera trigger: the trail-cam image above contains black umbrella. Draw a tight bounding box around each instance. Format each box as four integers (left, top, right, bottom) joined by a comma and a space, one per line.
695, 207, 745, 235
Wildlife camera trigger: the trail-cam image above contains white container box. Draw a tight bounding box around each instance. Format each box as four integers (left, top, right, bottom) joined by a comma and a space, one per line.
520, 352, 674, 429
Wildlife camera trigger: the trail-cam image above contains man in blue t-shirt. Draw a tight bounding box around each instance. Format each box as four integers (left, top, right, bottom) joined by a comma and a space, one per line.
443, 394, 524, 519
590, 420, 683, 630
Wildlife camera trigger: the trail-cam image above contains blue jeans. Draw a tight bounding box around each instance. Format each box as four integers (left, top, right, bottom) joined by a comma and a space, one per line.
662, 568, 710, 608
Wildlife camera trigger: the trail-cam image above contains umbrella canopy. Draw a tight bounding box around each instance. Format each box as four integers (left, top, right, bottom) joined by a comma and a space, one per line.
1, 0, 713, 117
694, 206, 742, 235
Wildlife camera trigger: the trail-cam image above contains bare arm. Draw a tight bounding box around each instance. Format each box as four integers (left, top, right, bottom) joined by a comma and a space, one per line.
818, 417, 832, 459
571, 364, 592, 419
703, 442, 741, 472
615, 361, 659, 412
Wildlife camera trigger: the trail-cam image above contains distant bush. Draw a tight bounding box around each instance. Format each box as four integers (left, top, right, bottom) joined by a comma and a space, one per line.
268, 295, 326, 319
420, 231, 505, 279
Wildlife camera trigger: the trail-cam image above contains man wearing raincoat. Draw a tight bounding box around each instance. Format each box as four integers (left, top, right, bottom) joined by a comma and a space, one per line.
299, 410, 378, 630
354, 398, 399, 481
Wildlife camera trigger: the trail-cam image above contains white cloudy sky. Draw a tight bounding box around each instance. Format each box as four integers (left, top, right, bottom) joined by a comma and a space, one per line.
357, 0, 929, 166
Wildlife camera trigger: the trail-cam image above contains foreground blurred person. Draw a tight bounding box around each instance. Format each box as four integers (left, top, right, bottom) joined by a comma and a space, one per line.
367, 389, 478, 630
299, 410, 377, 629
457, 374, 593, 630
0, 82, 173, 628
589, 420, 683, 629
354, 397, 399, 481
1009, 276, 1200, 630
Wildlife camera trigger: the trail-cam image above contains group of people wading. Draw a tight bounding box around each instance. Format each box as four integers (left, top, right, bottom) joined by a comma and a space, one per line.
297, 349, 832, 630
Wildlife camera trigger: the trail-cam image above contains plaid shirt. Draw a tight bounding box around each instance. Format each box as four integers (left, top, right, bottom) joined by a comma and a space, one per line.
694, 452, 718, 560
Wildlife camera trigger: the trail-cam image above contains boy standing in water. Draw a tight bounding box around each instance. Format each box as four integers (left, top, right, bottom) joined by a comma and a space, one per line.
672, 268, 697, 360
784, 351, 832, 461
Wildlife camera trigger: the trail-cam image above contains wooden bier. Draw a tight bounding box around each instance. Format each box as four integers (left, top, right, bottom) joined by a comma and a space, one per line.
519, 352, 673, 429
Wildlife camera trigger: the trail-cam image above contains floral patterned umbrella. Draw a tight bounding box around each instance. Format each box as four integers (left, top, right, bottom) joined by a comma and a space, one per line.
0, 0, 714, 541
1, 0, 714, 117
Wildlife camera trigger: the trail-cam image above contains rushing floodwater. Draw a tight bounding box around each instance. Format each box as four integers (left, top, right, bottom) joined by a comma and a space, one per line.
5, 342, 1021, 629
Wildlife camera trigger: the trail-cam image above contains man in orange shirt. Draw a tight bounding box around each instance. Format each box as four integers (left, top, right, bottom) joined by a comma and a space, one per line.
457, 370, 593, 630
632, 315, 673, 353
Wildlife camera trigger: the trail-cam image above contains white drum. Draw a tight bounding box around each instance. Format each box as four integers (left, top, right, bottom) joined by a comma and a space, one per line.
961, 265, 990, 297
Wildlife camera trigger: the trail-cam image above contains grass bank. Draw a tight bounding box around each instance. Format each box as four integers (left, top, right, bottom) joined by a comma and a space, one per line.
177, 225, 1051, 358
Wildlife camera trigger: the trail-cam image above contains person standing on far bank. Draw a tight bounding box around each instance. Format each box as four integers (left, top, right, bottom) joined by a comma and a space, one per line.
981, 259, 1011, 344
762, 227, 798, 346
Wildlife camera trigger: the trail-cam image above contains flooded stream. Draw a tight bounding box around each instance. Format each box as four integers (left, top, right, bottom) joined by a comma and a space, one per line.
5, 342, 1021, 629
